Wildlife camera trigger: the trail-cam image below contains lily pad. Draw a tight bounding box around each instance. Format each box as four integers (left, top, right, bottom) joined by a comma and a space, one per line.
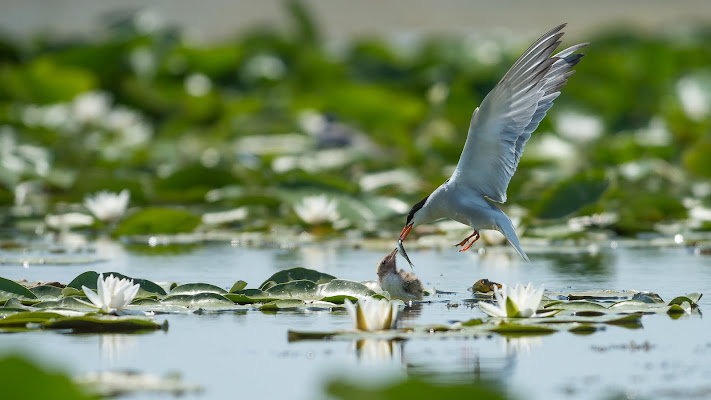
113, 208, 201, 236
0, 311, 165, 333
229, 280, 248, 292
318, 279, 377, 303
264, 280, 321, 300
30, 285, 65, 301
161, 293, 238, 309
169, 283, 227, 296
224, 289, 279, 304
259, 267, 336, 290
668, 293, 702, 306
259, 299, 340, 311
0, 277, 38, 302
67, 271, 166, 296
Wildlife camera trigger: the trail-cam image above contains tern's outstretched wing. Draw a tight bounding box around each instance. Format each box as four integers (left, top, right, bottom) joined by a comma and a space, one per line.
452, 24, 587, 203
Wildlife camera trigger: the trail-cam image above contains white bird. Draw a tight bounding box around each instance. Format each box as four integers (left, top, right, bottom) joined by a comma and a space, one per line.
398, 24, 588, 263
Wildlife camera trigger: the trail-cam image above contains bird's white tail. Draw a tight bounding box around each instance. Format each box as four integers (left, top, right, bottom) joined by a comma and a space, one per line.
497, 217, 529, 261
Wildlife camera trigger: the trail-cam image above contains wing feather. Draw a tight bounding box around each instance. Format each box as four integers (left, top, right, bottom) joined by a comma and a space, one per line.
451, 24, 587, 203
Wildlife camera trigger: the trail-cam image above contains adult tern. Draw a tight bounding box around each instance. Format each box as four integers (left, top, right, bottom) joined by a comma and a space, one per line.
398, 24, 588, 263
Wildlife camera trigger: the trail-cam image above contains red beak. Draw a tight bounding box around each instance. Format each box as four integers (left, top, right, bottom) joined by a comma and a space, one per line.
399, 223, 413, 241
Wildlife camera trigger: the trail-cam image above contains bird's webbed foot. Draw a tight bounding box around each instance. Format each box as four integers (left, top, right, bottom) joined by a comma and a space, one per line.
454, 230, 480, 252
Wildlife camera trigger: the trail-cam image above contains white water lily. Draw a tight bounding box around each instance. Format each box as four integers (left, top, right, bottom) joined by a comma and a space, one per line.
81, 274, 140, 313
45, 212, 94, 230
84, 190, 130, 222
479, 282, 545, 318
344, 297, 399, 331
293, 195, 339, 225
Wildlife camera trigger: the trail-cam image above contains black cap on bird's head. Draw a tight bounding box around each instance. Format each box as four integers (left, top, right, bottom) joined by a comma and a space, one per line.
400, 196, 428, 241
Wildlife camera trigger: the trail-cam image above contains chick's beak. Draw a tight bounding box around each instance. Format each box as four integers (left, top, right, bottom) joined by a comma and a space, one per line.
399, 223, 413, 242
387, 247, 398, 261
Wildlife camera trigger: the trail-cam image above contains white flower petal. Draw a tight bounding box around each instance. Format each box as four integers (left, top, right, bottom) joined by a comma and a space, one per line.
82, 285, 102, 308
479, 301, 507, 318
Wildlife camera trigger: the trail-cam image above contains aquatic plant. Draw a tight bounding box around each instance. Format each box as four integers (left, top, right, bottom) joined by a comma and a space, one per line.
84, 190, 130, 222
293, 195, 340, 225
479, 282, 545, 318
344, 297, 399, 331
81, 274, 140, 313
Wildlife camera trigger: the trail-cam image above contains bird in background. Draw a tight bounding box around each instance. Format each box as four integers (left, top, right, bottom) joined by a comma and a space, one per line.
377, 248, 424, 300
398, 24, 588, 264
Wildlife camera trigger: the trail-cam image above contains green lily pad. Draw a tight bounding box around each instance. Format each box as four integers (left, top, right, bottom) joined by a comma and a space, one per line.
113, 207, 201, 236
259, 267, 336, 290
668, 293, 702, 306
264, 280, 321, 300
0, 277, 38, 302
67, 271, 166, 296
259, 299, 339, 311
33, 296, 100, 312
30, 285, 65, 301
161, 293, 237, 309
491, 323, 557, 336
631, 292, 664, 303
224, 289, 279, 304
0, 311, 165, 333
229, 280, 248, 292
169, 283, 227, 296
318, 279, 377, 303
41, 315, 167, 333
544, 300, 609, 311
0, 355, 95, 400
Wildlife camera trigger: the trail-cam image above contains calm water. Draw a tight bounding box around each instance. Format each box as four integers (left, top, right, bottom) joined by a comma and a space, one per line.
1, 239, 710, 399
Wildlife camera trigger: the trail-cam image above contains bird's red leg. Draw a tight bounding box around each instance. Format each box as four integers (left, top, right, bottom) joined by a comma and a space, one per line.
456, 231, 480, 252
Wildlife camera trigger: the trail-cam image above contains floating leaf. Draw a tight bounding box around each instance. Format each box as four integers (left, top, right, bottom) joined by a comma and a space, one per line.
318, 279, 376, 303
229, 280, 248, 293
67, 271, 166, 296
491, 323, 557, 336
113, 208, 201, 236
668, 293, 702, 306
264, 280, 321, 300
0, 277, 37, 302
534, 170, 609, 219
224, 289, 278, 304
161, 293, 238, 309
259, 299, 339, 311
30, 285, 64, 301
631, 292, 664, 304
169, 283, 227, 296
0, 355, 95, 400
259, 267, 336, 291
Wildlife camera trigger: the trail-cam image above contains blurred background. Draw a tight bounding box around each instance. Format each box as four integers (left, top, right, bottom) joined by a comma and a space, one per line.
2, 0, 711, 241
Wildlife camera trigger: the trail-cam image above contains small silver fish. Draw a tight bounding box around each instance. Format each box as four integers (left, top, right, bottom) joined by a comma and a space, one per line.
397, 238, 415, 269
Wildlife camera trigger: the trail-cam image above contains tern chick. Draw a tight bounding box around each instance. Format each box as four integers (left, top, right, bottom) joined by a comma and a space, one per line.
377, 248, 424, 300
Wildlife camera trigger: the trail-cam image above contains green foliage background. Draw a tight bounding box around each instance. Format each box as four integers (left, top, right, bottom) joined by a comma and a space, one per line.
1, 1, 711, 237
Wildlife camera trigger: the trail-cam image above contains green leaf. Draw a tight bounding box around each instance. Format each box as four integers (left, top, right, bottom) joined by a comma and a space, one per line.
264, 280, 321, 300
0, 277, 38, 302
631, 292, 664, 304
544, 300, 609, 311
326, 375, 509, 400
259, 300, 338, 311
668, 293, 702, 306
229, 280, 248, 292
113, 208, 201, 236
318, 279, 376, 303
30, 285, 64, 301
67, 271, 166, 296
259, 267, 336, 290
534, 170, 609, 219
161, 293, 237, 309
41, 315, 166, 333
0, 355, 97, 400
224, 289, 278, 304
492, 323, 557, 336
169, 283, 227, 296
